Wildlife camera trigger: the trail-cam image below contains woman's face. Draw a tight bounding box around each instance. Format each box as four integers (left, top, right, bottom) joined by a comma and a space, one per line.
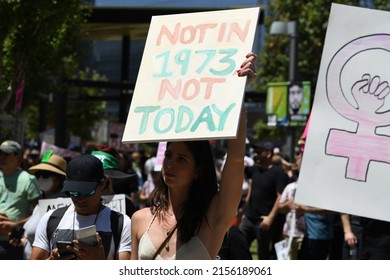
162, 142, 198, 189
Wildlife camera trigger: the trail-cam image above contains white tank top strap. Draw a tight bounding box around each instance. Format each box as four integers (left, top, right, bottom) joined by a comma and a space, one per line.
146, 210, 158, 233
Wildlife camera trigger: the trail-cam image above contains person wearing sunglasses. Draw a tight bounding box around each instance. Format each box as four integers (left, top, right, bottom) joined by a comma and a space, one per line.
28, 150, 67, 200
30, 154, 131, 260
9, 150, 68, 259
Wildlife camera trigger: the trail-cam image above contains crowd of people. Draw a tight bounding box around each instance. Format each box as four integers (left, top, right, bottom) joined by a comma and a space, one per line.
0, 52, 389, 260
1, 132, 389, 260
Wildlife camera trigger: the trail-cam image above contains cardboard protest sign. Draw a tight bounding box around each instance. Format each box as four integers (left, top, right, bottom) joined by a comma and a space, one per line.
295, 4, 390, 222
40, 141, 80, 158
38, 197, 71, 217
123, 7, 260, 143
38, 194, 127, 216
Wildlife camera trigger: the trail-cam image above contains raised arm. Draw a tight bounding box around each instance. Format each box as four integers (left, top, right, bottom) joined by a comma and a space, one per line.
208, 52, 257, 232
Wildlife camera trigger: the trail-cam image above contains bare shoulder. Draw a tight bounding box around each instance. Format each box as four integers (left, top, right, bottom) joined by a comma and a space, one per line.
132, 207, 153, 225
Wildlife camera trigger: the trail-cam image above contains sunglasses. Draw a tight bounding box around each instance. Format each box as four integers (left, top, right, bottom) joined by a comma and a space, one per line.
35, 171, 55, 179
65, 177, 106, 198
67, 189, 96, 198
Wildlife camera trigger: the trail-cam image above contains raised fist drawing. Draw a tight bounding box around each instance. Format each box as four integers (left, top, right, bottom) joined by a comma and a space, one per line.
325, 35, 390, 182
351, 74, 390, 115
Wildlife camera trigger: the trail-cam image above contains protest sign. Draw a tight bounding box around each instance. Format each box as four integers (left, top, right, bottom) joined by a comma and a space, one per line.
40, 141, 80, 158
38, 194, 127, 216
154, 141, 167, 172
296, 4, 390, 222
123, 7, 260, 143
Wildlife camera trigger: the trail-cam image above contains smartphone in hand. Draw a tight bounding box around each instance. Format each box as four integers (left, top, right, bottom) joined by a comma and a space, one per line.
9, 226, 25, 241
56, 241, 75, 257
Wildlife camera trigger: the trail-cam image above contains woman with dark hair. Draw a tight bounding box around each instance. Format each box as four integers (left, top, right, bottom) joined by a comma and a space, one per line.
130, 53, 257, 260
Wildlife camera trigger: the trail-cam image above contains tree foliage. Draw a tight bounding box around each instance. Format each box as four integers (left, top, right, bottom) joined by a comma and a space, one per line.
0, 1, 107, 143
252, 0, 389, 142
256, 0, 374, 91
0, 0, 87, 107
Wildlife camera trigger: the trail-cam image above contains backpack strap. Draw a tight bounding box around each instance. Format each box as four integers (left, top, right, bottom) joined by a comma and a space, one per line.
46, 205, 70, 248
110, 210, 124, 257
46, 205, 124, 257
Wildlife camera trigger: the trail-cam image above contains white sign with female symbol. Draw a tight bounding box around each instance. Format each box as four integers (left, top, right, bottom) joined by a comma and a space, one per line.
296, 3, 390, 222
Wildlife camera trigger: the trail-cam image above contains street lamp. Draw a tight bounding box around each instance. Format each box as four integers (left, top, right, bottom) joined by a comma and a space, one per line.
270, 21, 298, 81
270, 20, 298, 161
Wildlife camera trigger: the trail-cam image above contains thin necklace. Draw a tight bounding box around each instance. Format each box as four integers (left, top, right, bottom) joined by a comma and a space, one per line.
162, 217, 176, 251
162, 224, 176, 251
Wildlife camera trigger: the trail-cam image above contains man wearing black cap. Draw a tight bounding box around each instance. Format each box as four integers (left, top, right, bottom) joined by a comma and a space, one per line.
239, 140, 288, 260
31, 154, 131, 260
0, 140, 41, 259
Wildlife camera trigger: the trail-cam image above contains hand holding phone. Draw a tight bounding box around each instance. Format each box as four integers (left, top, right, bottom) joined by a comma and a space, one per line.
9, 225, 25, 241
56, 241, 75, 257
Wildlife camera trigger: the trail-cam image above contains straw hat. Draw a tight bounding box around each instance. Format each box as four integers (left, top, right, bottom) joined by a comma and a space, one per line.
29, 150, 67, 176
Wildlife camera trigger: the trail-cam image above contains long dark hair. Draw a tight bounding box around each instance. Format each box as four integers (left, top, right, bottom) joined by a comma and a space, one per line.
149, 141, 218, 243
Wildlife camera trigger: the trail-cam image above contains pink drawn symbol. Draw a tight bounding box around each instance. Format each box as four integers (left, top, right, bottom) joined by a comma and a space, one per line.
325, 34, 390, 182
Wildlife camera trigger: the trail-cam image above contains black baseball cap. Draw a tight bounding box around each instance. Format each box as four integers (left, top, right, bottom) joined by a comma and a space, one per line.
62, 154, 104, 195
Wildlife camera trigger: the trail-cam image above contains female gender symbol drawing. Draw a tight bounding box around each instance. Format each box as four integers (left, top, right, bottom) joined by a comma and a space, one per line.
325, 34, 390, 182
